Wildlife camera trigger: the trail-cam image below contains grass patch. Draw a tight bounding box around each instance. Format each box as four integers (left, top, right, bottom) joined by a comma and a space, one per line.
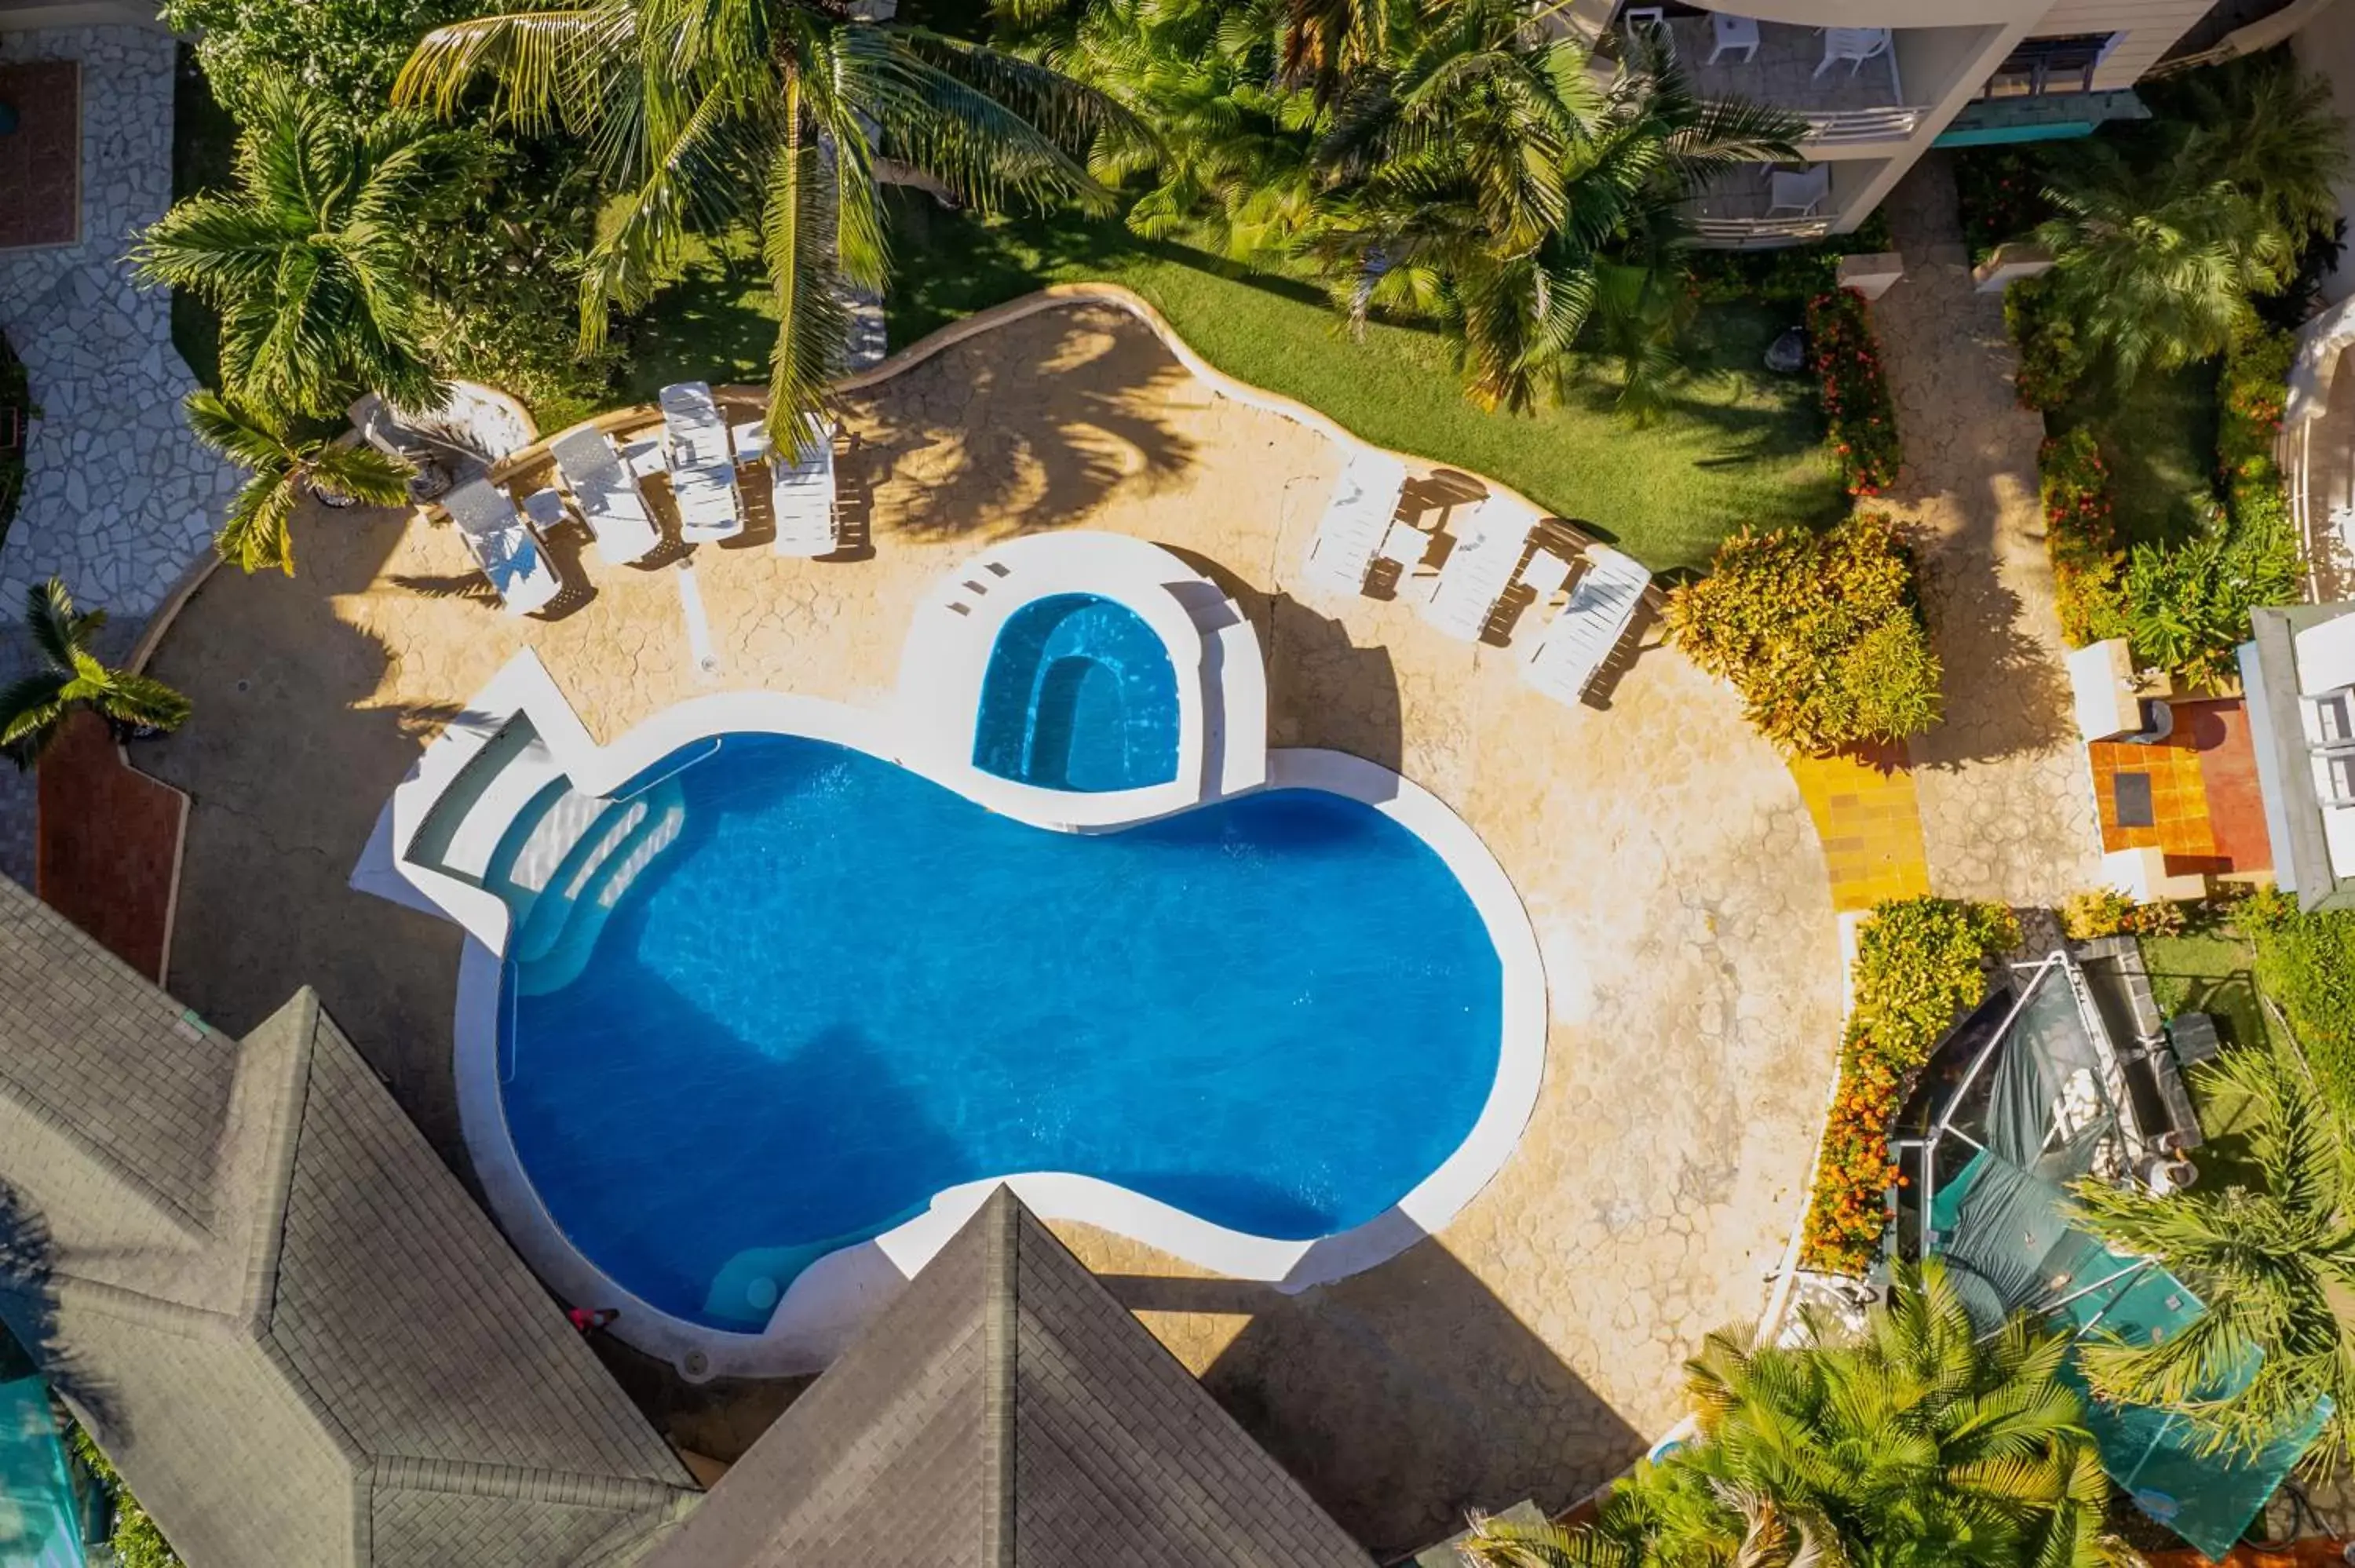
2138, 928, 2279, 1191
623, 198, 1846, 574
168, 43, 236, 392
2046, 361, 2222, 550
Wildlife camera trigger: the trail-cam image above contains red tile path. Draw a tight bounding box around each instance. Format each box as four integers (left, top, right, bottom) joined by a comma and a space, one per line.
0, 63, 81, 250
35, 713, 186, 983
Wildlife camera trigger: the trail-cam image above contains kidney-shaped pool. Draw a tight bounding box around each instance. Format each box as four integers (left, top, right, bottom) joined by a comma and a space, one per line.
495, 734, 1504, 1331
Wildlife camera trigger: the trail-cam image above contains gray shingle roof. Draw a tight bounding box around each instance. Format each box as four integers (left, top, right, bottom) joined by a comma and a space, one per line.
0, 877, 696, 1566
641, 1188, 1372, 1568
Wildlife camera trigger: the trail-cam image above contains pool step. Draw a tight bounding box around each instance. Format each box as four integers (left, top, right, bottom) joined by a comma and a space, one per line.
514, 781, 687, 997
509, 794, 654, 965
409, 724, 570, 886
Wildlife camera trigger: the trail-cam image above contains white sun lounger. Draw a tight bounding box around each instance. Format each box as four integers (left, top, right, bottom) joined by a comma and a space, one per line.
1420, 494, 1536, 641
1523, 546, 1651, 704
550, 428, 663, 567
770, 415, 842, 557
659, 381, 743, 542
1302, 447, 1408, 595
442, 480, 563, 615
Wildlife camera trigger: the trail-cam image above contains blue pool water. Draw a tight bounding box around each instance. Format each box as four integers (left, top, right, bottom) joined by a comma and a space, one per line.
498, 735, 1502, 1330
972, 593, 1180, 791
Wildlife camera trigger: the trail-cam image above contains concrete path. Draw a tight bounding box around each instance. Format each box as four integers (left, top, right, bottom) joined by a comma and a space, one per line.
1869, 156, 2104, 908
0, 25, 243, 883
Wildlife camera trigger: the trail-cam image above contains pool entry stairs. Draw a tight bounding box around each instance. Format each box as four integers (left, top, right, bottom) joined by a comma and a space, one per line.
405, 717, 686, 991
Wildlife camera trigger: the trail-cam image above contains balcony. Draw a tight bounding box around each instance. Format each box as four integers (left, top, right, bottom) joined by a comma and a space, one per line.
1682, 160, 1881, 246
1593, 9, 1963, 146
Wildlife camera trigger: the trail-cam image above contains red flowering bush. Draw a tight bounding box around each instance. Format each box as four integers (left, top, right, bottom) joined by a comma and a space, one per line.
2038, 428, 2127, 647
1800, 896, 2020, 1275
1806, 288, 1902, 497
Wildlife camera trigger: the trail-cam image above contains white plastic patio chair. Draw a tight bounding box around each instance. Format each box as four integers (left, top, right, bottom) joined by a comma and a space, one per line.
1767, 164, 1831, 217
1707, 13, 1760, 64
1302, 446, 1410, 596
550, 428, 664, 567
1523, 546, 1651, 705
1815, 25, 1890, 77
441, 480, 564, 615
659, 381, 744, 542
771, 414, 842, 558
1421, 494, 1538, 641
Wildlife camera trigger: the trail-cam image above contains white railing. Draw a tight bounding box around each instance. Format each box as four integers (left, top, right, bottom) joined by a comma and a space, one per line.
1690, 214, 1835, 244
1796, 104, 1926, 142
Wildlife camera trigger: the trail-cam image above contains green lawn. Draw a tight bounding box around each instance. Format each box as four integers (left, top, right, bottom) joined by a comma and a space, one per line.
620, 199, 1845, 574
2048, 361, 2222, 550
2138, 928, 2281, 1189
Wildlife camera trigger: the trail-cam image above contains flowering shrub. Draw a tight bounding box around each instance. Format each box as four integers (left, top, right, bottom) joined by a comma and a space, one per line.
2061, 888, 2187, 941
2038, 428, 2127, 648
1801, 896, 2020, 1275
1955, 146, 2057, 263
1806, 288, 1902, 496
2006, 273, 2087, 412
2218, 323, 2295, 533
1666, 514, 1941, 754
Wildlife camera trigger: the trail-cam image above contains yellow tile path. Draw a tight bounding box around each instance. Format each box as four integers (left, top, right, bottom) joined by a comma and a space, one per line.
1787, 743, 1933, 913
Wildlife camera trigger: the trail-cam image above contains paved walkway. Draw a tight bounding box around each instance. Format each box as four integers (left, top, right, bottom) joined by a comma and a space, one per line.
1787, 745, 1932, 913
1868, 158, 2104, 907
0, 26, 242, 884
130, 300, 1846, 1556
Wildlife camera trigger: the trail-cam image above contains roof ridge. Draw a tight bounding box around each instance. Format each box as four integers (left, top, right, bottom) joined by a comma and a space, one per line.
980, 1185, 1017, 1568
52, 1274, 245, 1340
369, 1453, 696, 1510
235, 988, 322, 1333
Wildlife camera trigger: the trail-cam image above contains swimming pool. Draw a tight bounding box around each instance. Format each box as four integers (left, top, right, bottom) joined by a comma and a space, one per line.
495, 735, 1503, 1332
972, 593, 1181, 792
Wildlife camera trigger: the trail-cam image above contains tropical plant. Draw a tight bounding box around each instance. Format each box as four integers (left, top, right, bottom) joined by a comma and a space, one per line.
0, 579, 192, 770
2120, 504, 2301, 687
1461, 1260, 2131, 1568
1666, 513, 1941, 755
395, 0, 1134, 445
2037, 429, 2127, 650
1802, 897, 2017, 1273
67, 1425, 182, 1568
2032, 55, 2346, 388
2236, 892, 2355, 1113
158, 0, 476, 115
1305, 13, 1802, 415
1806, 286, 1900, 496
2072, 1044, 2355, 1470
132, 80, 480, 417
182, 391, 413, 574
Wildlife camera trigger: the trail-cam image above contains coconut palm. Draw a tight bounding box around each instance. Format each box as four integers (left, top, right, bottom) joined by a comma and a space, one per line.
2072, 1045, 2355, 1470
1305, 13, 1801, 414
132, 81, 480, 418
395, 0, 1136, 448
1462, 1261, 2130, 1568
0, 578, 192, 769
183, 391, 414, 574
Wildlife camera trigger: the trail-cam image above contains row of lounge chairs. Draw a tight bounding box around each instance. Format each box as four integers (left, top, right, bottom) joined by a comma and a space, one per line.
1299, 444, 1652, 705
437, 381, 848, 613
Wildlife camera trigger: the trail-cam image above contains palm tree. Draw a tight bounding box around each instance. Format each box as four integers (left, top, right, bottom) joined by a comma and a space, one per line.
183, 391, 414, 574
394, 0, 1135, 447
1304, 13, 1801, 414
0, 579, 192, 769
2072, 1045, 2355, 1469
1462, 1261, 2130, 1568
132, 81, 480, 418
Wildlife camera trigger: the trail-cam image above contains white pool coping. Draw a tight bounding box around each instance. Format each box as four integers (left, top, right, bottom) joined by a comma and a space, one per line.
356, 534, 1548, 1379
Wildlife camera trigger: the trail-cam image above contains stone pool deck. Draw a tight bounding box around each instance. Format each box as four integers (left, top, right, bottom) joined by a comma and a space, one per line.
132, 297, 1843, 1556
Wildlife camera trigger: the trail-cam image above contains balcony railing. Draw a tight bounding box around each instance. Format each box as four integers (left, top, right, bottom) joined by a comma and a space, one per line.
1689, 213, 1835, 242
1794, 104, 1926, 142
1598, 12, 1927, 146
1684, 163, 1841, 246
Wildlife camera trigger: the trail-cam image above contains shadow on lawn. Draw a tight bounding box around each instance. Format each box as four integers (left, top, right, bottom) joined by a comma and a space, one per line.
1104, 1239, 1645, 1559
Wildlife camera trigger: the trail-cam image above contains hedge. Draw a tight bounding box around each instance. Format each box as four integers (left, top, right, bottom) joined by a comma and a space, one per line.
2240, 890, 2355, 1112
2038, 428, 2127, 648
1801, 896, 2021, 1275
1806, 287, 1901, 497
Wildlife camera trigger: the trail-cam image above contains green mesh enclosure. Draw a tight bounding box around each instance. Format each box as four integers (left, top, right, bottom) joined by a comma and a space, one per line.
0, 1375, 84, 1567
1896, 955, 2326, 1559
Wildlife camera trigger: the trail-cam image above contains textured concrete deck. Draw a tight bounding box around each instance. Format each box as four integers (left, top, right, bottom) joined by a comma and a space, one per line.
135, 298, 1844, 1555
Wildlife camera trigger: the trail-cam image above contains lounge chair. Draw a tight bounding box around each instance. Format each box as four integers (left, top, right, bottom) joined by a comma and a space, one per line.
1522, 546, 1651, 704
1302, 447, 1409, 595
770, 415, 842, 557
550, 428, 664, 567
1420, 494, 1537, 641
441, 480, 564, 615
659, 381, 744, 542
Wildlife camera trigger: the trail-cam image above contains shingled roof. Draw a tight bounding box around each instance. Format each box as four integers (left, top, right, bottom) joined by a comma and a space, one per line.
641, 1187, 1372, 1568
0, 877, 699, 1566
